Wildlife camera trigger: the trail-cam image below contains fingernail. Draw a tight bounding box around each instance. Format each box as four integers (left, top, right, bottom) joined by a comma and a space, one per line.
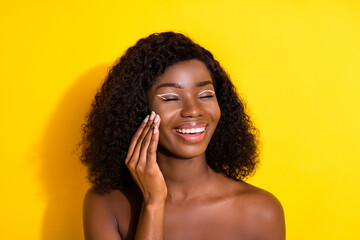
144, 115, 149, 123
149, 111, 155, 120
154, 125, 158, 134
154, 114, 159, 123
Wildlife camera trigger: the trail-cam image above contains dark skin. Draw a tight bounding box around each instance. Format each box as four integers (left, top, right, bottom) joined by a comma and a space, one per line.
83, 60, 285, 240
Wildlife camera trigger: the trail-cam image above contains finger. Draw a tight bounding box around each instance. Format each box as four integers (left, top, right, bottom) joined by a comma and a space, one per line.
128, 111, 156, 163
147, 116, 161, 167
125, 115, 149, 164
146, 129, 160, 173
126, 113, 153, 172
138, 114, 159, 169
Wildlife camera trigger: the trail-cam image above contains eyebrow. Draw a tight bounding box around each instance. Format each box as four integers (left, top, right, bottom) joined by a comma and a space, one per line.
156, 80, 213, 89
196, 80, 213, 87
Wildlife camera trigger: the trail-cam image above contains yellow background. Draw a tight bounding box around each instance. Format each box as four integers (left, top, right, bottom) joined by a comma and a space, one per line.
1, 0, 359, 239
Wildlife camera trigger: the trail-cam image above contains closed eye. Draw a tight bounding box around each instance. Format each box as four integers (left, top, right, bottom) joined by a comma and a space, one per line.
198, 90, 215, 99
162, 98, 181, 102
157, 93, 181, 102
199, 95, 214, 99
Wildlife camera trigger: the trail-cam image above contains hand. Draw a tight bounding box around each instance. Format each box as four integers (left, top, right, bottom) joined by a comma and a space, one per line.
125, 111, 167, 205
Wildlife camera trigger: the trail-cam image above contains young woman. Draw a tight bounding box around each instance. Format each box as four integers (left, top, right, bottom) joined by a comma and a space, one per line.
81, 32, 285, 240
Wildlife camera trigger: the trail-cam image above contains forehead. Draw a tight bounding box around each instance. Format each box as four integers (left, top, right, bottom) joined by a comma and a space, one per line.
154, 59, 213, 87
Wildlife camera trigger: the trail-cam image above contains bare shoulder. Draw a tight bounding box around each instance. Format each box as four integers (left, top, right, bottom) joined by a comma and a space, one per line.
83, 187, 140, 240
238, 183, 284, 220
84, 187, 131, 211
233, 182, 286, 239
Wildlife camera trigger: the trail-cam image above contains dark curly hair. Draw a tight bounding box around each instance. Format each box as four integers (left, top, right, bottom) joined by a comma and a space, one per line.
80, 32, 259, 193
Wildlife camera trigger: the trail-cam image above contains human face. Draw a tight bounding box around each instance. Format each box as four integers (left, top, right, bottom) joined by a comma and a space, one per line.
147, 59, 221, 159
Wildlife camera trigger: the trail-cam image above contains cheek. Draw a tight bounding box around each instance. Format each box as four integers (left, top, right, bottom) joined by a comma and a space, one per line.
207, 101, 221, 123
214, 101, 221, 116
217, 104, 221, 120
149, 102, 166, 120
151, 104, 177, 130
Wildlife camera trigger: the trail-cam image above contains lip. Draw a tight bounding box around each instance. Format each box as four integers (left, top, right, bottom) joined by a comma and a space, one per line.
173, 122, 207, 143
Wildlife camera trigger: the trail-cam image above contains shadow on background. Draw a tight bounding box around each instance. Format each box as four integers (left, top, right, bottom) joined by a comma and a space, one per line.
33, 64, 110, 240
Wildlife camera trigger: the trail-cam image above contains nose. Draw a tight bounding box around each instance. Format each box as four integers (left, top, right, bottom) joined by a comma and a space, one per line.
180, 98, 204, 118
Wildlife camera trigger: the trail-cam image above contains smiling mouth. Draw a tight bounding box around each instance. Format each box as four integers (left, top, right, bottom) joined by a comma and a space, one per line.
173, 126, 207, 143
175, 127, 206, 134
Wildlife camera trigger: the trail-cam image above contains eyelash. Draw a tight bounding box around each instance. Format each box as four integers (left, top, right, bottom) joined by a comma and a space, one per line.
199, 95, 214, 99
162, 97, 180, 102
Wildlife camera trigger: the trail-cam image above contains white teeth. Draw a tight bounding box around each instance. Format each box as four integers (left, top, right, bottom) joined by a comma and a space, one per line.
176, 127, 205, 134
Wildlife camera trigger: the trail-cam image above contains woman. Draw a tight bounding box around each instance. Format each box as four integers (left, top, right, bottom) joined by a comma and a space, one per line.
81, 32, 285, 240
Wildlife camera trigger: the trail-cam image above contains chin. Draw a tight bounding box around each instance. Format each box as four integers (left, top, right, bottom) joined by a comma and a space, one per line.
157, 143, 208, 160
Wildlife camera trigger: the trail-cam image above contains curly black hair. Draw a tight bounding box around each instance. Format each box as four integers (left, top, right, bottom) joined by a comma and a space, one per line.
80, 32, 259, 193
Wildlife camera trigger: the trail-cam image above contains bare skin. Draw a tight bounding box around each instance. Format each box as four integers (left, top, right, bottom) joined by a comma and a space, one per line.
83, 60, 285, 240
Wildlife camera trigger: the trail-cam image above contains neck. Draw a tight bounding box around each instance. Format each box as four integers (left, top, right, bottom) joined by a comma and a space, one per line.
156, 152, 216, 202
